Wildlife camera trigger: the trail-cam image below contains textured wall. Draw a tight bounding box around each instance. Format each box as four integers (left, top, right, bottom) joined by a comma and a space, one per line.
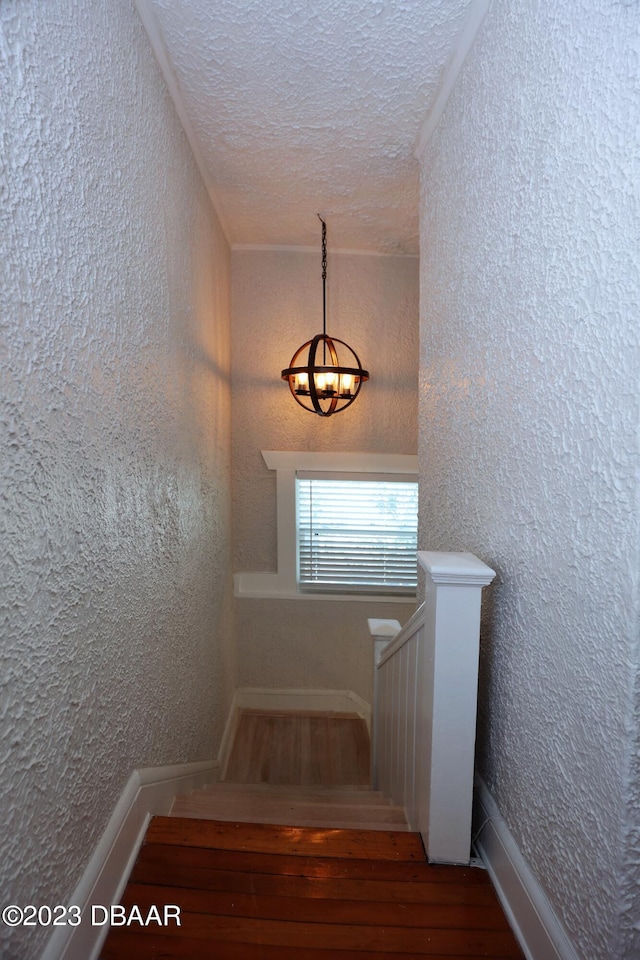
0, 2, 233, 958
418, 2, 639, 958
235, 599, 391, 703
231, 249, 418, 699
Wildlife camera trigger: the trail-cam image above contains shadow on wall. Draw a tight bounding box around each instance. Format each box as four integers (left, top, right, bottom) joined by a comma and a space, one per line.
475, 575, 499, 768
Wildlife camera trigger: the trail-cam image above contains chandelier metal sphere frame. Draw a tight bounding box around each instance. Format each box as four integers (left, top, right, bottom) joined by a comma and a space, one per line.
281, 216, 369, 417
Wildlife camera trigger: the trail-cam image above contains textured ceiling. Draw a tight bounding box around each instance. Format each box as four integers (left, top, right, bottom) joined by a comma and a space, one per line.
141, 0, 472, 253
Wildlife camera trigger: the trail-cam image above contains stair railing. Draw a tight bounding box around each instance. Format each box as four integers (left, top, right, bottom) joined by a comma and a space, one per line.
370, 551, 495, 864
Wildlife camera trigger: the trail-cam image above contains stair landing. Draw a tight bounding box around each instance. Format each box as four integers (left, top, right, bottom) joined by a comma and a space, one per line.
223, 709, 371, 786
171, 709, 403, 830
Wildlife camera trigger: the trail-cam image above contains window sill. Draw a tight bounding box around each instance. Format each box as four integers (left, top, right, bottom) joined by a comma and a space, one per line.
234, 572, 416, 604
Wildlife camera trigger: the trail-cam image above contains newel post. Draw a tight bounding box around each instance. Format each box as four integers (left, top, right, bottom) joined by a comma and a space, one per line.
417, 551, 496, 864
368, 618, 401, 789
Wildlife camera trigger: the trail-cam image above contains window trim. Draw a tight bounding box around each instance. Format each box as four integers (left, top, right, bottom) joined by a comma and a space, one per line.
233, 450, 418, 603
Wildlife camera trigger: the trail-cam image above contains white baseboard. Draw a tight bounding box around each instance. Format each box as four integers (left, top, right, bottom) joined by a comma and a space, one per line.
218, 689, 242, 780
234, 686, 371, 731
474, 776, 581, 960
41, 759, 217, 960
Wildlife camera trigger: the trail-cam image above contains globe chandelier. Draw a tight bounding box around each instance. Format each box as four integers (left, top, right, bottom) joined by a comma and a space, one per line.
281, 216, 369, 416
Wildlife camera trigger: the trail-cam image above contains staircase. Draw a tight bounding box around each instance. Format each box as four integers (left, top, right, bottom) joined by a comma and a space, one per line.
170, 781, 408, 831
98, 711, 524, 958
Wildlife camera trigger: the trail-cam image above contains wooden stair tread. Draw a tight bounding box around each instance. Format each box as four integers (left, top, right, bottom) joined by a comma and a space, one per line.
101, 932, 517, 960
132, 843, 499, 901
171, 783, 408, 831
172, 780, 407, 830
201, 782, 387, 802
121, 880, 513, 930
134, 842, 481, 883
147, 817, 423, 860
169, 811, 409, 831
171, 795, 406, 822
236, 708, 368, 719
102, 910, 523, 955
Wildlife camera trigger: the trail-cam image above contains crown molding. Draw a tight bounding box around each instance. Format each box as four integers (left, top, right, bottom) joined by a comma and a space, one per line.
134, 0, 232, 244
415, 0, 492, 160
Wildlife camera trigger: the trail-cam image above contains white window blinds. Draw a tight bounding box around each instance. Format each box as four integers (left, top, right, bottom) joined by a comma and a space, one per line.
296, 476, 418, 594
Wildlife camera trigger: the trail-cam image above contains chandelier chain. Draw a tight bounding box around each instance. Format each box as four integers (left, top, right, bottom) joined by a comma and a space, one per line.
318, 214, 327, 347
319, 216, 327, 282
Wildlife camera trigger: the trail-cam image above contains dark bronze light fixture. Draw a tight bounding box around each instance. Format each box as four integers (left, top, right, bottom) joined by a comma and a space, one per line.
281, 216, 369, 416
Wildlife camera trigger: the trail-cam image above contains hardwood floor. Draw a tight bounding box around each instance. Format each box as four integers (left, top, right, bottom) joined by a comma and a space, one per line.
100, 817, 525, 959
224, 710, 371, 786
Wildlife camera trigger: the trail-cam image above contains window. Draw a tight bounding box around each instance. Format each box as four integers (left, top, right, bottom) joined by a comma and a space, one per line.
234, 451, 418, 603
296, 475, 418, 595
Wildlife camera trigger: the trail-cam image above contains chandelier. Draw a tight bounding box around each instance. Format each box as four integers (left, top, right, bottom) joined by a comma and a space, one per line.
281, 216, 369, 416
